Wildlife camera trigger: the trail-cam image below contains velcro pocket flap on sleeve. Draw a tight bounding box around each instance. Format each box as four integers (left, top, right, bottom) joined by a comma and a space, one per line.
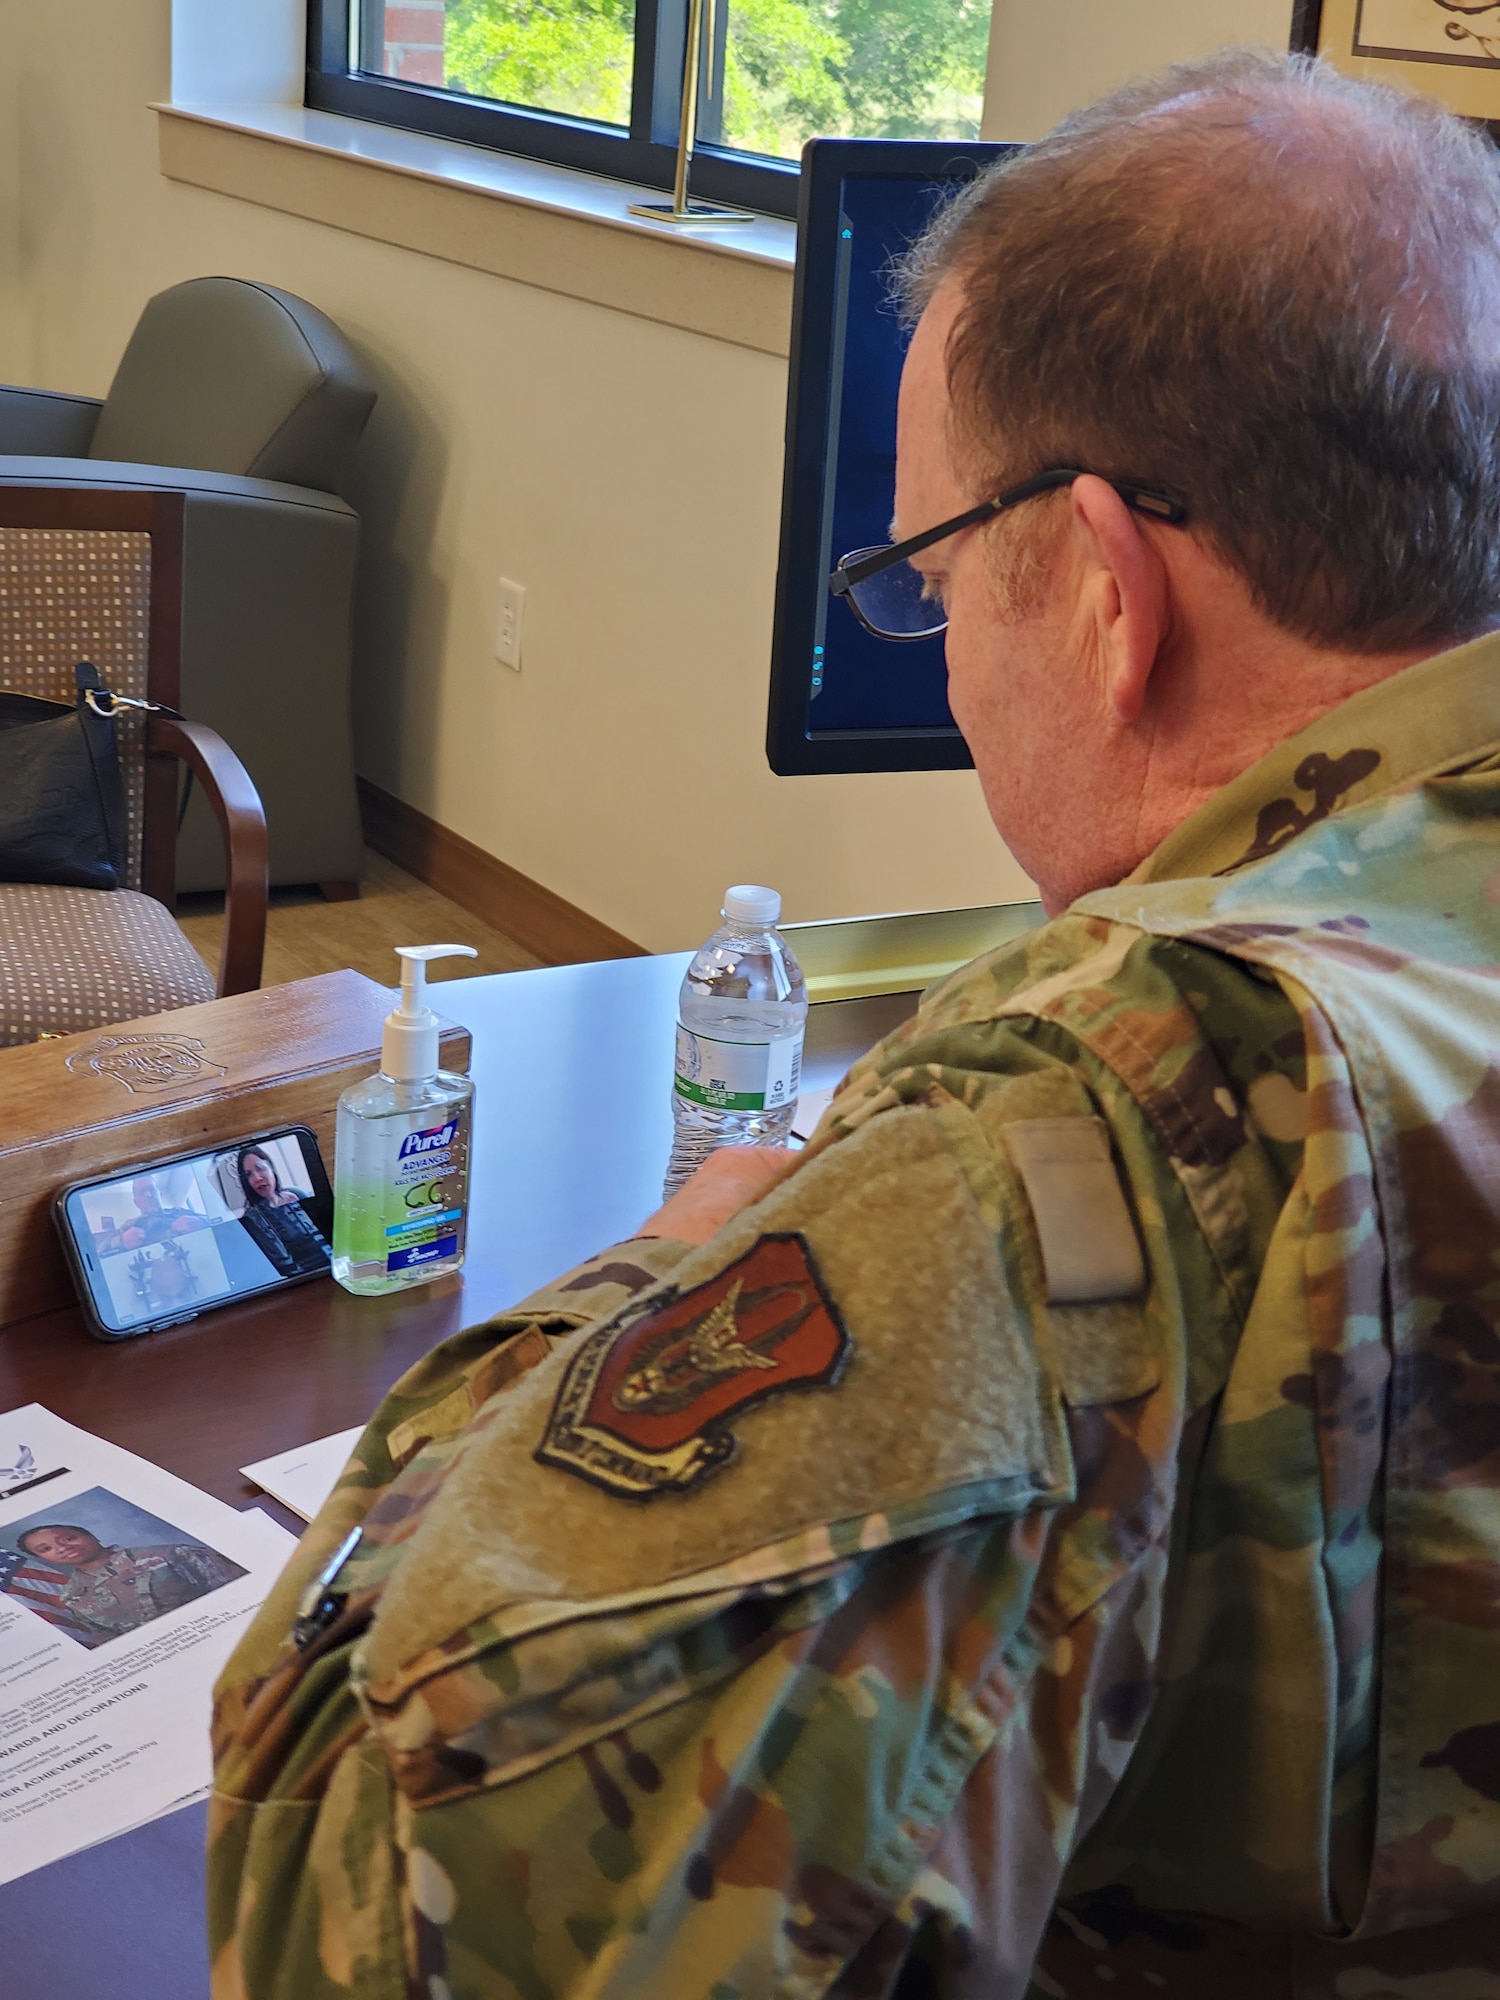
1000, 1116, 1146, 1305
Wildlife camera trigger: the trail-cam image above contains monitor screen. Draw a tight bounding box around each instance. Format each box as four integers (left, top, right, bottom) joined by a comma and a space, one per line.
767, 139, 1014, 776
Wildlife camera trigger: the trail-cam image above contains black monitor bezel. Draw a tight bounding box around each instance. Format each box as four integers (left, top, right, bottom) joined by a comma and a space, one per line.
766, 137, 1016, 777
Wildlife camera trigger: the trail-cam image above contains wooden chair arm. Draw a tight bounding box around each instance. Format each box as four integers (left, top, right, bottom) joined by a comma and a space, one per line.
147, 715, 268, 997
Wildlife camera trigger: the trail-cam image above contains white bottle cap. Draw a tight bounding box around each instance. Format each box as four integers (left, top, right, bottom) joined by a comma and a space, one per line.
382, 944, 477, 1081
723, 884, 781, 927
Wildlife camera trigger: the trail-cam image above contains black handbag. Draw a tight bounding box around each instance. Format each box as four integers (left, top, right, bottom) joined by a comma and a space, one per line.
0, 661, 131, 890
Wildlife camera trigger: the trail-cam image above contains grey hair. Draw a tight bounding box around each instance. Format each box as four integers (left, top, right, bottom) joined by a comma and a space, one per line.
896, 49, 1500, 651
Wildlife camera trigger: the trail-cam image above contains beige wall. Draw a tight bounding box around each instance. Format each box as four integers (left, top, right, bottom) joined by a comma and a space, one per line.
983, 0, 1295, 141
4, 0, 1287, 951
0, 12, 18, 379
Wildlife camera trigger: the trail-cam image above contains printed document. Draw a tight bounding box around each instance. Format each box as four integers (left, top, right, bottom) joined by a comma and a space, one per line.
0, 1405, 297, 1884
241, 1425, 362, 1522
791, 1083, 836, 1143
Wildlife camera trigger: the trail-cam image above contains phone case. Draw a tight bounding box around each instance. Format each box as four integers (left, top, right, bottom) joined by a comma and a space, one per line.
52, 1124, 334, 1341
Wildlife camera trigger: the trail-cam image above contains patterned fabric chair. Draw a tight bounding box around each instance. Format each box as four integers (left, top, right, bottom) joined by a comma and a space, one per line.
0, 277, 376, 898
0, 491, 267, 1047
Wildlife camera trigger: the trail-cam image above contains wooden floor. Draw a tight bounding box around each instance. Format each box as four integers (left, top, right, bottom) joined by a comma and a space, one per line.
176, 852, 546, 990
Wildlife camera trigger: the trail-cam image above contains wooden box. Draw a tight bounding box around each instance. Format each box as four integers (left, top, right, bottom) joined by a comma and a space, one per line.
0, 971, 472, 1327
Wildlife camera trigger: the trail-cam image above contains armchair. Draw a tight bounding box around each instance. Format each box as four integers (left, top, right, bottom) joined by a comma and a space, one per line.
0, 488, 267, 1048
0, 277, 377, 897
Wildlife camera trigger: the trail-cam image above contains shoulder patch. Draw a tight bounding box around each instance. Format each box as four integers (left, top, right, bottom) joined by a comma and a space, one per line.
535, 1233, 851, 1500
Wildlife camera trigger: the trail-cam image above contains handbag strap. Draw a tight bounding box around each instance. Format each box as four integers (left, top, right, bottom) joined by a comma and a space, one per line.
0, 669, 197, 850
81, 683, 196, 831
82, 686, 183, 722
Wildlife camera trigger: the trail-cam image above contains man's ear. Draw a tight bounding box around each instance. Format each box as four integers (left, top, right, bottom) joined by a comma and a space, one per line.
1069, 475, 1171, 725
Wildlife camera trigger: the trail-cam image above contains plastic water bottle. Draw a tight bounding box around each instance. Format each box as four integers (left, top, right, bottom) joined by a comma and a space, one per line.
665, 885, 808, 1196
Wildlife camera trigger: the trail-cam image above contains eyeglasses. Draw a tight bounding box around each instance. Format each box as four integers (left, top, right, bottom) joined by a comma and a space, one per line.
828, 466, 1188, 642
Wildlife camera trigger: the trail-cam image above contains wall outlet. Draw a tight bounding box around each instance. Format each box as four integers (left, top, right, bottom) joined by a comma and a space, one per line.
494, 577, 525, 670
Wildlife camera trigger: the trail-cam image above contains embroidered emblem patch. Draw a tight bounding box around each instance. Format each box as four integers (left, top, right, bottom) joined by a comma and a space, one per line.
535, 1233, 850, 1499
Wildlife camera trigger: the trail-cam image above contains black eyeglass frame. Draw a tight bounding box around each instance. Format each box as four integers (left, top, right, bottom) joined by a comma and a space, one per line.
828, 465, 1189, 640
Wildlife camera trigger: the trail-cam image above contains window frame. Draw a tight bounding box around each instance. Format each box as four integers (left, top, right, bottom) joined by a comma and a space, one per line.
306, 0, 804, 219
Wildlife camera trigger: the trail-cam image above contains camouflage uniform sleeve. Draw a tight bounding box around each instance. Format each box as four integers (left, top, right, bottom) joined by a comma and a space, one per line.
211, 1235, 695, 1703
210, 933, 1285, 2000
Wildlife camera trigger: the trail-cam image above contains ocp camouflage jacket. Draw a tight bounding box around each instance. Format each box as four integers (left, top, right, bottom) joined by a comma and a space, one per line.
209, 633, 1500, 1999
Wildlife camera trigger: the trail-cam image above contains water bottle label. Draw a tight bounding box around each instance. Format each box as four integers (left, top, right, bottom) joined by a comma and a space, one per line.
674, 1027, 802, 1111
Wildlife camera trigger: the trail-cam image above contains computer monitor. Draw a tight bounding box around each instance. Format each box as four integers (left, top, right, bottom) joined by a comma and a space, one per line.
766, 138, 1015, 776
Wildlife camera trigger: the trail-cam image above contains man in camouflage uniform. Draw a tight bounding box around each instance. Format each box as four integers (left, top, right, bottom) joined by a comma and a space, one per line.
209, 51, 1500, 1999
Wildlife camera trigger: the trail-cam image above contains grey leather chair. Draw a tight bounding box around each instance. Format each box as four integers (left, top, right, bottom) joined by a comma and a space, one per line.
0, 278, 377, 895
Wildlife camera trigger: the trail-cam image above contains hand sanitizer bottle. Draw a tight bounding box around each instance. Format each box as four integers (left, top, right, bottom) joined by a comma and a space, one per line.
332, 944, 478, 1296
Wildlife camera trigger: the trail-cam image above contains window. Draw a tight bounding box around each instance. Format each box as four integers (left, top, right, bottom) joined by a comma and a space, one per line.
307, 0, 994, 219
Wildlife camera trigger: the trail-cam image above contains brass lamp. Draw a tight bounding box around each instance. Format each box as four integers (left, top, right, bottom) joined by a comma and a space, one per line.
628, 0, 756, 224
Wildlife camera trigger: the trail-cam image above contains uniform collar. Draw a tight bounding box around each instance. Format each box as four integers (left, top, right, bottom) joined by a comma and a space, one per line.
1133, 627, 1500, 886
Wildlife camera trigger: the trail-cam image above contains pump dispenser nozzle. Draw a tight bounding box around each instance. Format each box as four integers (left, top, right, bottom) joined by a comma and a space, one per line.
382, 943, 477, 1080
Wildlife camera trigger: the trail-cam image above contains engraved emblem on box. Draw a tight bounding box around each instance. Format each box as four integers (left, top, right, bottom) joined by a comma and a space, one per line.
64, 1033, 228, 1094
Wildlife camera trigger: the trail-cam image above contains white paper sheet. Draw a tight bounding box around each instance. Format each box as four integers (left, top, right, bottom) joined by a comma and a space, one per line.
791, 1083, 836, 1142
0, 1405, 298, 1885
240, 1427, 363, 1524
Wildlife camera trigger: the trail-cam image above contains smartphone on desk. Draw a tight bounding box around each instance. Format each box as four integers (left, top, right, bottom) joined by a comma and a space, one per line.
53, 1124, 335, 1341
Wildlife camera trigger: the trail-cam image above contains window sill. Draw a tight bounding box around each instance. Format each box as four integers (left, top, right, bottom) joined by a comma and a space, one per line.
155, 102, 797, 357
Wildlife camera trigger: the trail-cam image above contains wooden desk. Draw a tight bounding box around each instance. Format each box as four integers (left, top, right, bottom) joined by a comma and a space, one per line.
0, 956, 915, 1997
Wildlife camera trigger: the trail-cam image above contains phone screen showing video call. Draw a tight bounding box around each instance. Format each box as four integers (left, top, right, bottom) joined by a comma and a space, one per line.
62, 1130, 334, 1333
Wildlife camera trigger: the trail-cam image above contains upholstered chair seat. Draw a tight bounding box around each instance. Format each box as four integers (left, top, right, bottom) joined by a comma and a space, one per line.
0, 884, 216, 1047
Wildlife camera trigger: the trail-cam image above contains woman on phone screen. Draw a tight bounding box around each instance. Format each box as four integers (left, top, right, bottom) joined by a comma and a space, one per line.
235, 1145, 330, 1277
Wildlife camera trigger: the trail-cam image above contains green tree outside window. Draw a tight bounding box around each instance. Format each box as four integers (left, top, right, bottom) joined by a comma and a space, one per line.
441, 0, 990, 157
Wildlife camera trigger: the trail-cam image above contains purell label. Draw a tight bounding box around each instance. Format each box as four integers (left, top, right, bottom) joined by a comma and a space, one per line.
388, 1234, 460, 1273
397, 1120, 458, 1161
384, 1112, 467, 1273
